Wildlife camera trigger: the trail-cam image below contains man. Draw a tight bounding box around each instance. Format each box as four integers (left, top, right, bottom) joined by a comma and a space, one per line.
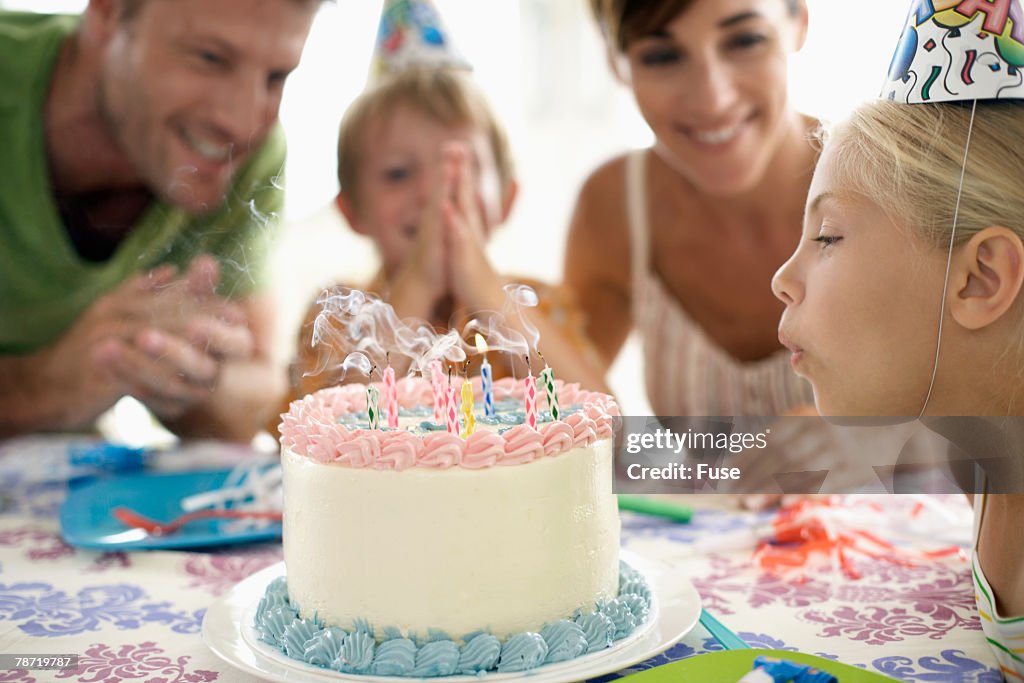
0, 0, 322, 440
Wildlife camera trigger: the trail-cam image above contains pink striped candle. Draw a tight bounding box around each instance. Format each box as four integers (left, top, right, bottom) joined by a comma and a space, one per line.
430, 360, 445, 423
445, 383, 459, 435
383, 365, 399, 428
524, 371, 538, 430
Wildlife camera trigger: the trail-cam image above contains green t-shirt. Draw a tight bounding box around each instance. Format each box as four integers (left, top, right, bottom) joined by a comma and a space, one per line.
0, 12, 286, 354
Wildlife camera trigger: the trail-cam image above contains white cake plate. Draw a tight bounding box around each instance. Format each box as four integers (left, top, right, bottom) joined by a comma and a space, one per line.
202, 551, 701, 683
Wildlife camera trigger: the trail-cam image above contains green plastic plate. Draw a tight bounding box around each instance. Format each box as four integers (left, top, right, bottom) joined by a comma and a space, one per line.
616, 649, 897, 683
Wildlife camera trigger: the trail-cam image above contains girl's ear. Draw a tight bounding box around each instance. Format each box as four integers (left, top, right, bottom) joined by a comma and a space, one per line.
335, 193, 368, 236
950, 226, 1024, 330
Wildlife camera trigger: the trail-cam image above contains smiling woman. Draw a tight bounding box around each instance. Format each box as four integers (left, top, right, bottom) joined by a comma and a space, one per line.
562, 0, 818, 416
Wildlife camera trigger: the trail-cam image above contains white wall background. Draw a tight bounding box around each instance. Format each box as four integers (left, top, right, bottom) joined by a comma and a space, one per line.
2, 0, 910, 414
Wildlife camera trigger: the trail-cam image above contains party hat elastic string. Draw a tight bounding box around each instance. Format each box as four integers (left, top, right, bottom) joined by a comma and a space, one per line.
919, 99, 978, 418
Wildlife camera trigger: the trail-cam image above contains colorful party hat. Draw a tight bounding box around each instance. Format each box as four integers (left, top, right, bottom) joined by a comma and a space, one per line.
371, 0, 471, 79
882, 0, 1024, 103
879, 2, 1024, 417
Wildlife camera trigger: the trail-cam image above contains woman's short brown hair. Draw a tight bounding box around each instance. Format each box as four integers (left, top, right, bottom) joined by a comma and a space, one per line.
590, 0, 800, 52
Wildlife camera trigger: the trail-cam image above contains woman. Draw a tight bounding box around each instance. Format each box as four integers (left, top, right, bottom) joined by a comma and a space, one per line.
567, 0, 816, 416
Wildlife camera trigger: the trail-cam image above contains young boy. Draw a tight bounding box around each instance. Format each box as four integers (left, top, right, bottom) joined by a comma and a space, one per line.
286, 67, 601, 400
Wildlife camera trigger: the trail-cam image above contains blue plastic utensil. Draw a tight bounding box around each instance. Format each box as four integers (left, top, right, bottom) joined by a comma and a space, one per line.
699, 608, 751, 650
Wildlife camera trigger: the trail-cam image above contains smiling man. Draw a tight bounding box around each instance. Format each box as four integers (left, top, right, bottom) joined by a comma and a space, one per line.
0, 0, 322, 439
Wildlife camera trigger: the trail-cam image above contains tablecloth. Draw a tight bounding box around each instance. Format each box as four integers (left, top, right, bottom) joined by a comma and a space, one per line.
0, 436, 1000, 682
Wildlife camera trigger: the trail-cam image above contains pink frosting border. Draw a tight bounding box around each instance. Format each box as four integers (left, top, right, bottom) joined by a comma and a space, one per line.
279, 377, 619, 470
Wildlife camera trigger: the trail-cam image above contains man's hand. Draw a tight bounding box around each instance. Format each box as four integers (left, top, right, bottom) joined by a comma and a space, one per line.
92, 256, 255, 421
26, 264, 174, 429
20, 254, 253, 431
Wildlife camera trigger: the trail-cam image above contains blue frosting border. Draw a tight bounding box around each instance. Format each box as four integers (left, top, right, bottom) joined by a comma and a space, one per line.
254, 561, 652, 677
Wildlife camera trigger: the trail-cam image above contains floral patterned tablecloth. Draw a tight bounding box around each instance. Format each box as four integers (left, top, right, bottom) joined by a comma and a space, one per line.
0, 437, 1000, 683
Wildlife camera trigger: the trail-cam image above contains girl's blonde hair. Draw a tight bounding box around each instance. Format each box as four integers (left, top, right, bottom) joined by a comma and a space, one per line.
337, 68, 514, 211
826, 101, 1024, 250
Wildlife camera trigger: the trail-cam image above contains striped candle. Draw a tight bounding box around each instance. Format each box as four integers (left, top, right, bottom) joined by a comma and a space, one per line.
445, 383, 459, 435
460, 376, 475, 436
539, 364, 559, 421
367, 384, 381, 430
383, 365, 399, 428
475, 334, 495, 417
430, 360, 445, 423
524, 372, 538, 430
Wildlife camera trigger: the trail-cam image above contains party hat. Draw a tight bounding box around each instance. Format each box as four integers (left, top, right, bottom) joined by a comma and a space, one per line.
371, 0, 471, 79
882, 0, 1024, 103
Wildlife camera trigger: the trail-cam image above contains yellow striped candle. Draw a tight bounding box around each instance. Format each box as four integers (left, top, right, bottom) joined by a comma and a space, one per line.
460, 376, 475, 436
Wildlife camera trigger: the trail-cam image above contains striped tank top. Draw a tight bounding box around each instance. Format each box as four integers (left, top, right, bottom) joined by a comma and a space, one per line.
973, 493, 1024, 679
626, 150, 814, 416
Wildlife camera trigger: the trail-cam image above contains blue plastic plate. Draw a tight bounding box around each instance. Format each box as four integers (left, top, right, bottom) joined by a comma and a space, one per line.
59, 469, 282, 550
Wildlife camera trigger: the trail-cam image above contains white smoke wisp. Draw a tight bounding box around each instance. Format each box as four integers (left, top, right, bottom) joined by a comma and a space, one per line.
308, 287, 468, 380
502, 283, 541, 353
462, 314, 529, 360
417, 329, 468, 375
341, 351, 373, 380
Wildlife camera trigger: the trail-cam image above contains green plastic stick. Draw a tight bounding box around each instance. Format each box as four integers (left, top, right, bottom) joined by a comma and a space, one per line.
616, 495, 693, 523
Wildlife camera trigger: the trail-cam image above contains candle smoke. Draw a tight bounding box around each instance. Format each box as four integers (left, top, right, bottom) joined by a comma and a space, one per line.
308, 285, 543, 381
502, 283, 541, 352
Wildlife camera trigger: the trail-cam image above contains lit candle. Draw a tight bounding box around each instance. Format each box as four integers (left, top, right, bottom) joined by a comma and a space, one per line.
445, 367, 459, 435
538, 354, 559, 421
383, 361, 399, 429
524, 356, 538, 430
475, 334, 495, 417
430, 360, 445, 424
461, 363, 475, 437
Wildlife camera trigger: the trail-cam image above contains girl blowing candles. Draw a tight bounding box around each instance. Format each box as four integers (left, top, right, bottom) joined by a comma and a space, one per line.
773, 0, 1024, 666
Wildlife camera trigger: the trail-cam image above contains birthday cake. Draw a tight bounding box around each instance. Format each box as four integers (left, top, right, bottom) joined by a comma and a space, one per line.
257, 375, 651, 677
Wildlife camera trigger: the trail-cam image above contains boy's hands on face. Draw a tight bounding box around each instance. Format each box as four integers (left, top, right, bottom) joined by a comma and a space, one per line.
388, 151, 451, 319
387, 141, 504, 319
441, 143, 504, 311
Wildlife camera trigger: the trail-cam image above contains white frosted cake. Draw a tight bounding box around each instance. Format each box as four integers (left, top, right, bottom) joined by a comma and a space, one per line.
258, 376, 651, 677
